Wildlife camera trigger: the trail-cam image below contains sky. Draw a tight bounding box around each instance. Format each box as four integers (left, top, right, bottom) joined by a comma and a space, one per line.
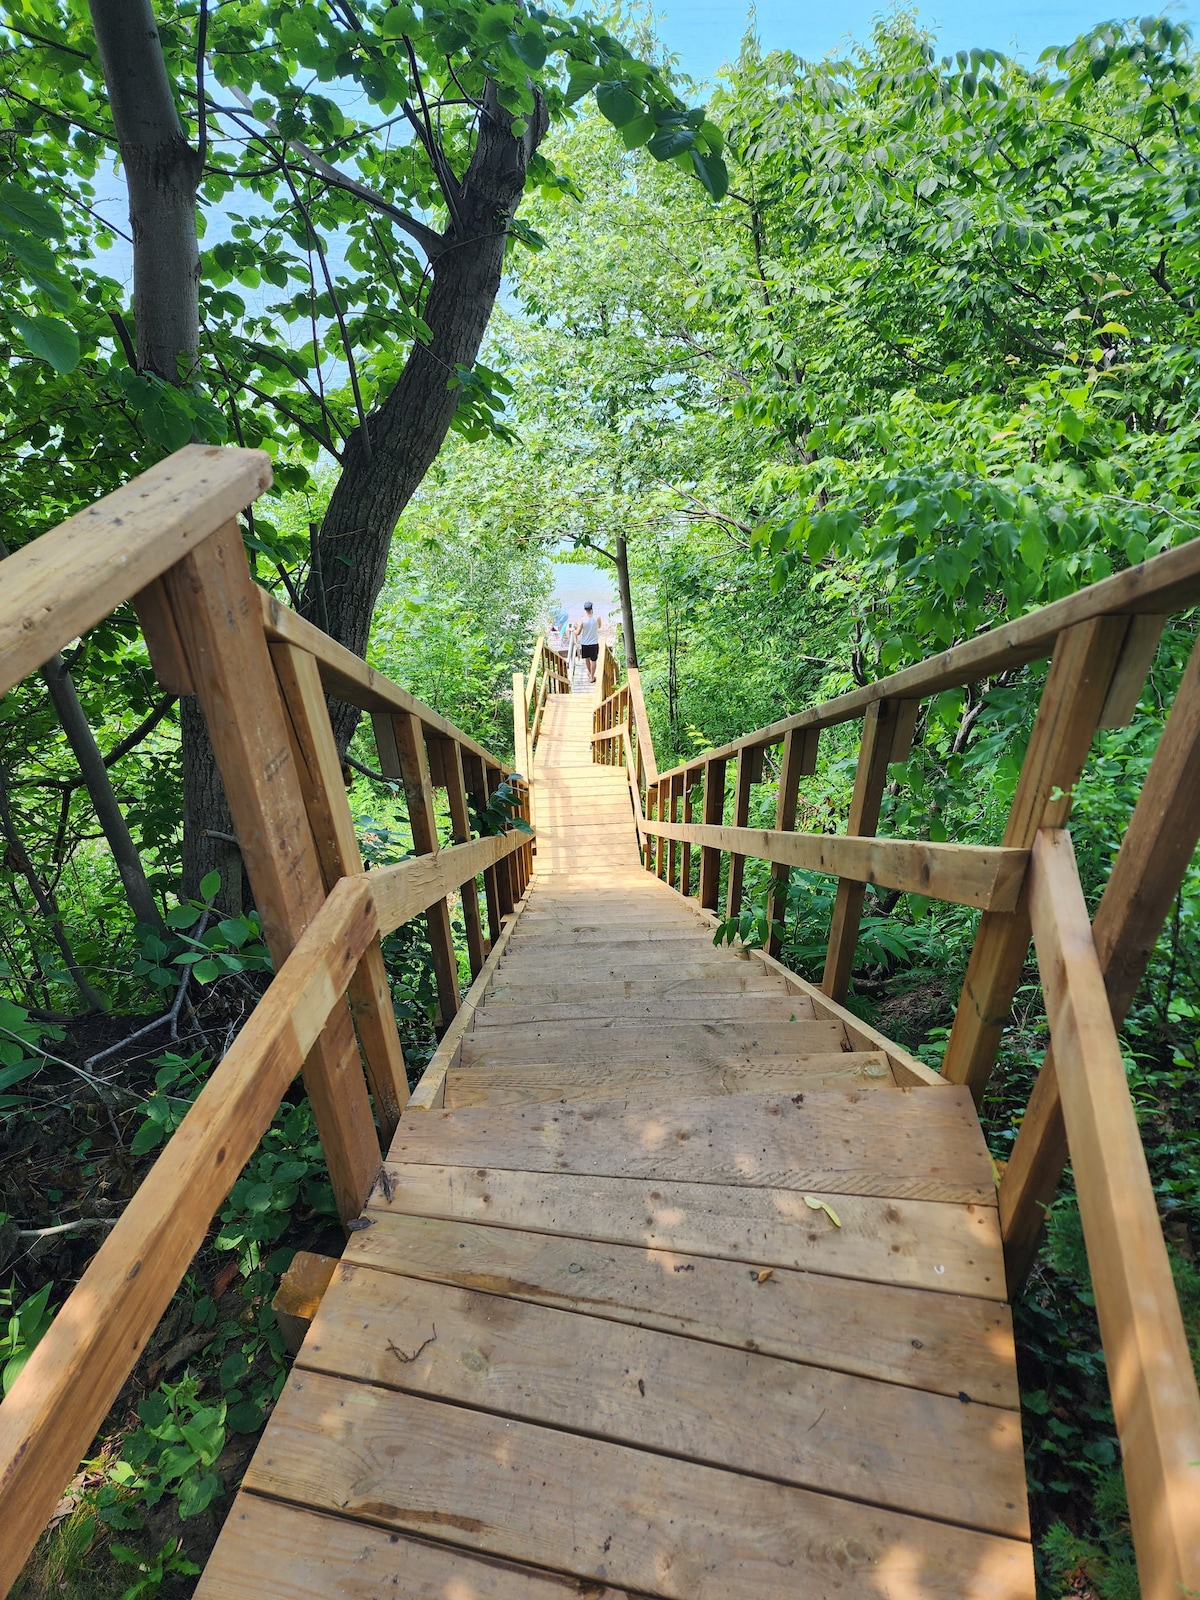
654, 0, 1197, 82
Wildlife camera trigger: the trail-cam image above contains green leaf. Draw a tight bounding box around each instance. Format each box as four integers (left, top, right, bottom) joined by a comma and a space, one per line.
130, 1120, 167, 1158
192, 959, 221, 984
508, 29, 547, 70
0, 1058, 40, 1093
10, 313, 79, 374
690, 148, 729, 200
595, 82, 644, 128
0, 181, 64, 240
647, 126, 695, 160
199, 870, 222, 901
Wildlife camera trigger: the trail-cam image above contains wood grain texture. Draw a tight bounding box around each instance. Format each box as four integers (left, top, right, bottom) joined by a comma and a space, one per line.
298, 1266, 1028, 1536
444, 1053, 894, 1106
387, 1089, 995, 1205
346, 1209, 1015, 1393
1028, 829, 1200, 1599
643, 818, 1026, 911
364, 1162, 1005, 1297
198, 1497, 638, 1600
243, 1371, 1035, 1600
1, 444, 271, 697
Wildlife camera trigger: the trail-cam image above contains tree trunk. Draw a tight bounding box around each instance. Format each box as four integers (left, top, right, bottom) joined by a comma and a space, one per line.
40, 654, 167, 935
615, 534, 638, 667
87, 0, 201, 384
303, 84, 549, 752
88, 0, 238, 903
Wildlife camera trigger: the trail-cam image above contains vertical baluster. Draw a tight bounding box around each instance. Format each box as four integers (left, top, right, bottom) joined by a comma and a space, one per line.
698, 756, 727, 911
766, 728, 820, 957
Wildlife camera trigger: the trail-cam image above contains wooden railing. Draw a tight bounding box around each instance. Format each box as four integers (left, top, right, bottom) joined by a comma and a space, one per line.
513, 630, 571, 780
0, 445, 534, 1594
594, 552, 1200, 1599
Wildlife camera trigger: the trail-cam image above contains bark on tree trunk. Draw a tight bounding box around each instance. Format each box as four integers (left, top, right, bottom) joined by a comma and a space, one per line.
302, 84, 549, 753
88, 0, 240, 904
615, 534, 638, 668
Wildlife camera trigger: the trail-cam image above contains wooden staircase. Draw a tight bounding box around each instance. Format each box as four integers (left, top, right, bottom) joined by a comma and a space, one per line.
198, 688, 1036, 1598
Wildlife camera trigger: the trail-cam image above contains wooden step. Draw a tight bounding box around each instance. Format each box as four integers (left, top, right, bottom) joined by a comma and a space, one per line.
459, 1019, 848, 1065
470, 996, 816, 1026
445, 1053, 895, 1106
362, 1162, 1005, 1299
296, 1265, 1027, 1537
485, 975, 789, 1002
389, 1088, 993, 1205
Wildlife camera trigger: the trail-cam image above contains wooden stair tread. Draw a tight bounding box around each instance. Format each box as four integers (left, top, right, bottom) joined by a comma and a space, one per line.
445, 1054, 896, 1105
295, 1264, 1027, 1537
239, 1371, 1033, 1600
470, 995, 817, 1025
347, 1209, 1016, 1395
387, 1089, 995, 1205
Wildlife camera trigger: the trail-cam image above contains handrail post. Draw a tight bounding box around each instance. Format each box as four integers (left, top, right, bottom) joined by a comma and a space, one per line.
942, 617, 1128, 1100
698, 756, 727, 910
375, 710, 462, 1030
725, 745, 760, 918
821, 698, 919, 1001
767, 728, 819, 956
162, 523, 381, 1224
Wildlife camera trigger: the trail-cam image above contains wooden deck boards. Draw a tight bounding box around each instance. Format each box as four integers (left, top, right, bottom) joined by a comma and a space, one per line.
197, 689, 1034, 1598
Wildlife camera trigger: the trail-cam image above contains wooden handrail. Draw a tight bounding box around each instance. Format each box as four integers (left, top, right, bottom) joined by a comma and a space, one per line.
639, 817, 1026, 911
647, 536, 1200, 786
0, 447, 537, 1595
1027, 830, 1200, 1599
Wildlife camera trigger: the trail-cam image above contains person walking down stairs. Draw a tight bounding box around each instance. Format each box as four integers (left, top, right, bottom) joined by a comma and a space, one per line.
575, 600, 601, 684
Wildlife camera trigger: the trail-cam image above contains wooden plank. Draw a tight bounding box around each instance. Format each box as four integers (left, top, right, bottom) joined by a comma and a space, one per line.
357, 831, 524, 935
388, 1088, 995, 1204
471, 995, 816, 1025
243, 1372, 1035, 1599
198, 1497, 636, 1600
444, 1054, 894, 1106
766, 727, 818, 955
822, 698, 918, 1001
1099, 612, 1168, 727
1003, 626, 1200, 1281
363, 1165, 1008, 1300
486, 975, 789, 1000
942, 616, 1128, 1100
163, 523, 379, 1222
131, 575, 193, 694
680, 767, 695, 896
1027, 829, 1200, 1599
260, 588, 509, 772
442, 740, 487, 979
626, 665, 658, 784
375, 709, 461, 1025
0, 444, 272, 697
724, 747, 755, 918
408, 881, 533, 1110
0, 879, 376, 1598
648, 533, 1200, 785
645, 819, 1026, 912
697, 756, 726, 909
272, 641, 408, 1143
300, 1266, 1027, 1536
459, 1019, 850, 1066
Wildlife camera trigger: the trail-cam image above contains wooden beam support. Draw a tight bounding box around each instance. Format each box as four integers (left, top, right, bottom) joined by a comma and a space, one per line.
440, 740, 488, 981
373, 710, 461, 1028
821, 699, 919, 1001
942, 616, 1129, 1101
725, 747, 756, 918
766, 728, 819, 956
1027, 829, 1200, 1600
656, 778, 670, 880
163, 523, 379, 1224
698, 757, 727, 911
364, 831, 526, 935
680, 774, 696, 897
272, 642, 408, 1145
1001, 625, 1200, 1284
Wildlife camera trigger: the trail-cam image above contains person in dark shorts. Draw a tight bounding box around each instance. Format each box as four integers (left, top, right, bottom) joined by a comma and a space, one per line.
576, 600, 602, 683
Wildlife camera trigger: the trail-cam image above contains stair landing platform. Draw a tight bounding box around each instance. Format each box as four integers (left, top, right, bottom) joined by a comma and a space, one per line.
197, 694, 1034, 1599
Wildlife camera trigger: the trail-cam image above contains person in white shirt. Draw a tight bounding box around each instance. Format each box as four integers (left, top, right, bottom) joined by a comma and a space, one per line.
575, 601, 602, 683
